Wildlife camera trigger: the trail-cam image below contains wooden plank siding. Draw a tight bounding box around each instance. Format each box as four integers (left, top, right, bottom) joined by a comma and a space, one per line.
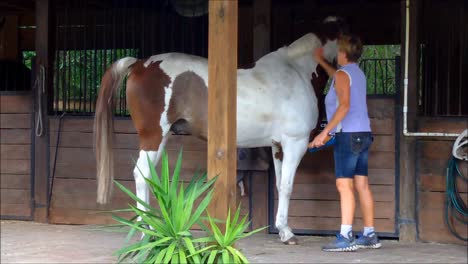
0, 95, 33, 219
417, 139, 468, 245
272, 98, 397, 234
47, 117, 262, 230
49, 98, 397, 235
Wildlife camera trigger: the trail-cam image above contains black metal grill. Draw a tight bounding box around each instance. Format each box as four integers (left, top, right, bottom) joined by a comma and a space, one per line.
359, 58, 399, 96
419, 0, 467, 117
52, 0, 209, 116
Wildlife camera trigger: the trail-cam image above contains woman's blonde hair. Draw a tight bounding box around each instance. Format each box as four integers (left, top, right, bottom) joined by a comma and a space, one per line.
338, 34, 363, 62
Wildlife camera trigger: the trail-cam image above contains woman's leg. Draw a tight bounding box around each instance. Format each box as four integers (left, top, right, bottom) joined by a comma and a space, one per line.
337, 178, 356, 227
354, 175, 374, 228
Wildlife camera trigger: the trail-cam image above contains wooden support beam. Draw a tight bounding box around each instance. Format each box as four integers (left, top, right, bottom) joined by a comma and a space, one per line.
33, 0, 53, 222
207, 0, 238, 228
398, 0, 418, 242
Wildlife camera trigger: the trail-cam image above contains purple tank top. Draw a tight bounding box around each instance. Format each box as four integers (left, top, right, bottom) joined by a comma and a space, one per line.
325, 63, 371, 133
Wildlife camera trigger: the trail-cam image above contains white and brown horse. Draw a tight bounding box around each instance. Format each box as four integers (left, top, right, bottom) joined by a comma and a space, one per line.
94, 17, 346, 244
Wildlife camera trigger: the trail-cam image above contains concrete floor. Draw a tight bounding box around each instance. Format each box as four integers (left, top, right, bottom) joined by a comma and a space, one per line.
1, 220, 467, 263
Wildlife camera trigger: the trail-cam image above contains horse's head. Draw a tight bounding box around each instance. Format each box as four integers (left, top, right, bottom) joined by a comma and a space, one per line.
285, 16, 349, 76
319, 16, 350, 64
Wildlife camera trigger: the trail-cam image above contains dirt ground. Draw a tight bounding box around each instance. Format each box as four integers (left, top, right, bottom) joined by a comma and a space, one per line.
1, 220, 467, 263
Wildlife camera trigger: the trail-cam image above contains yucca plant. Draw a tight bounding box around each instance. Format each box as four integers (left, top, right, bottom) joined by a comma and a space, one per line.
111, 149, 267, 264
112, 150, 216, 263
193, 207, 268, 263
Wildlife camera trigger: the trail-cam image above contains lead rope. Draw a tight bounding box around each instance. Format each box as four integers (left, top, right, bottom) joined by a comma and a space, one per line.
35, 65, 45, 137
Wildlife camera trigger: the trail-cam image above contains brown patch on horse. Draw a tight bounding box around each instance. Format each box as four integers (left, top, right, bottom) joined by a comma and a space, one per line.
126, 60, 171, 150
168, 71, 208, 140
272, 141, 283, 161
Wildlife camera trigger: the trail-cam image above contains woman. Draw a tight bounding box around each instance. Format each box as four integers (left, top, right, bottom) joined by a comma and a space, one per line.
309, 34, 381, 252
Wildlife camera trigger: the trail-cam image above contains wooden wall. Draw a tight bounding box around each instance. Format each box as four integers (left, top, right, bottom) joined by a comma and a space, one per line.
416, 127, 468, 245
48, 99, 397, 235
0, 94, 33, 219
273, 98, 397, 235
48, 117, 268, 230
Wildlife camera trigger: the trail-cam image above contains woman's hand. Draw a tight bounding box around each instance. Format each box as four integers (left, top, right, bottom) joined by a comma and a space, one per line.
308, 131, 329, 148
314, 47, 325, 62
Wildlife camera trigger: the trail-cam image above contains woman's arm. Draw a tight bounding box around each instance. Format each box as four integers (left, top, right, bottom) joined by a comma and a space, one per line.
309, 71, 350, 148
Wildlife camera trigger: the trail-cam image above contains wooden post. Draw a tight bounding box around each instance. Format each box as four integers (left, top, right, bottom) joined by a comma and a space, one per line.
33, 0, 52, 222
207, 0, 238, 227
398, 0, 418, 242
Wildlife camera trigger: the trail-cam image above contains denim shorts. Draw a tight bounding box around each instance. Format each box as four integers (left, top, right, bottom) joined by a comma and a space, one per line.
333, 132, 373, 178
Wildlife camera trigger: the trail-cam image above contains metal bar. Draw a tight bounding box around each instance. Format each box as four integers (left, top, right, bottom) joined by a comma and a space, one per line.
102, 5, 107, 95
459, 8, 464, 116
65, 4, 70, 113
78, 1, 83, 114
83, 2, 88, 114
122, 0, 129, 116
72, 3, 78, 114
434, 32, 439, 116
374, 59, 377, 94
92, 9, 97, 113
446, 20, 451, 115
151, 0, 156, 54
54, 10, 59, 114
141, 0, 145, 58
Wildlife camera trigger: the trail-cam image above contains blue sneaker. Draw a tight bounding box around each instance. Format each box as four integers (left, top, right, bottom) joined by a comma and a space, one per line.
356, 232, 382, 249
322, 232, 357, 252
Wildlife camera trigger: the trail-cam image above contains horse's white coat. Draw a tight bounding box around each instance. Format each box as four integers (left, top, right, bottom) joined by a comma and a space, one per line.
133, 32, 338, 243
133, 137, 168, 213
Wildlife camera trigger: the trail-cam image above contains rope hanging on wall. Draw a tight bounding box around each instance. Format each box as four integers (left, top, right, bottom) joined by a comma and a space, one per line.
35, 65, 45, 137
445, 130, 468, 241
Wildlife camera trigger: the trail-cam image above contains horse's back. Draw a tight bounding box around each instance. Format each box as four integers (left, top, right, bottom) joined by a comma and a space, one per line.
145, 53, 209, 85
236, 50, 318, 146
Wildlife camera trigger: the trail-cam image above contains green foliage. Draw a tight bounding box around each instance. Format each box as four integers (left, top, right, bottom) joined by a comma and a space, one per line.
360, 45, 401, 95
111, 150, 267, 264
323, 45, 400, 95
52, 49, 136, 114
22, 51, 36, 70
191, 207, 268, 264
360, 45, 400, 60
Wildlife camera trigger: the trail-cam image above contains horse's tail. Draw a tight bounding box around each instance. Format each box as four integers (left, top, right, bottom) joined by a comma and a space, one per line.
94, 57, 137, 204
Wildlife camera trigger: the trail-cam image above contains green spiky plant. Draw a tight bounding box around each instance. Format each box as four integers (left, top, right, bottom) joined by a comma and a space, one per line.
111, 150, 267, 264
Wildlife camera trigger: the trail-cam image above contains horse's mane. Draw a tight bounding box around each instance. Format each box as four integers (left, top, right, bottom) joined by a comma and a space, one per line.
286, 33, 321, 61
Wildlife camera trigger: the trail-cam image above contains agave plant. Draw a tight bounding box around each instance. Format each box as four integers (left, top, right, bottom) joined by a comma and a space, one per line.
112, 150, 216, 263
111, 149, 267, 264
193, 206, 268, 263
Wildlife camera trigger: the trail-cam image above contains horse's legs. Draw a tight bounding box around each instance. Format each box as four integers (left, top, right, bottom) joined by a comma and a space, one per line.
133, 135, 169, 217
275, 136, 308, 244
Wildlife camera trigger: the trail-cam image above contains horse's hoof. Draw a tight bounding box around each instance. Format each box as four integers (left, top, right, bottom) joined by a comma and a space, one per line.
283, 236, 299, 245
